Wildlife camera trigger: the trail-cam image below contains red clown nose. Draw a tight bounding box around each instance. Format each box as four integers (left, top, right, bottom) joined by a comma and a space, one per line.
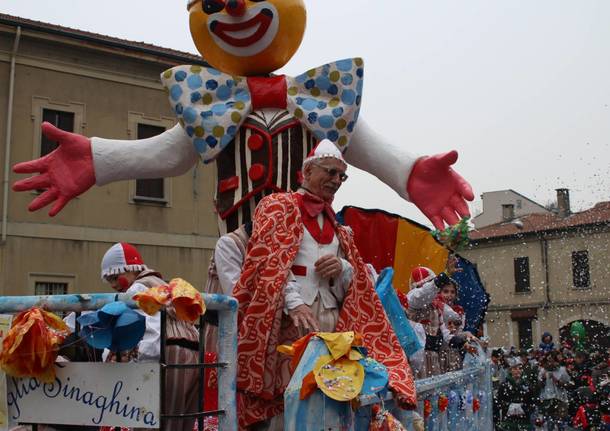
225, 0, 246, 16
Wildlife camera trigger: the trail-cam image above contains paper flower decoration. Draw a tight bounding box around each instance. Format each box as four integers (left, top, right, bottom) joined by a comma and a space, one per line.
423, 399, 432, 419
370, 404, 407, 431
432, 217, 470, 252
280, 331, 381, 403
168, 278, 206, 322
132, 285, 171, 315
78, 302, 145, 352
0, 307, 70, 383
438, 394, 449, 412
313, 354, 364, 402
134, 278, 206, 323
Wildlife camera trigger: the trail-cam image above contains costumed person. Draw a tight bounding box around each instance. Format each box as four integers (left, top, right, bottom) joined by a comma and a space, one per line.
203, 221, 252, 352
12, 0, 473, 238
232, 140, 415, 429
396, 291, 427, 377
497, 357, 535, 431
572, 387, 602, 431
539, 332, 555, 353
440, 315, 466, 373
100, 242, 200, 431
538, 350, 571, 431
404, 266, 456, 378
201, 221, 252, 420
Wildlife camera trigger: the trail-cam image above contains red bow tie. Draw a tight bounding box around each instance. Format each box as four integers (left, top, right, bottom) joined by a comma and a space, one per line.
298, 191, 336, 220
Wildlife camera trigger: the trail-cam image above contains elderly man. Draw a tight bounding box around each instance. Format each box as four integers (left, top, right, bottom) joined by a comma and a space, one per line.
232, 140, 416, 429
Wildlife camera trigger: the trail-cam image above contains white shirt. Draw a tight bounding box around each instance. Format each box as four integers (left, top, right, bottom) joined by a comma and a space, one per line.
214, 234, 246, 295
284, 213, 353, 311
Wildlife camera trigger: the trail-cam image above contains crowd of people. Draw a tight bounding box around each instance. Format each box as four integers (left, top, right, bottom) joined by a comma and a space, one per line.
491, 333, 610, 430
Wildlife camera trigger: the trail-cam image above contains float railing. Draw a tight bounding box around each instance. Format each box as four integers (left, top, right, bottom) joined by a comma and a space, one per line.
0, 292, 238, 431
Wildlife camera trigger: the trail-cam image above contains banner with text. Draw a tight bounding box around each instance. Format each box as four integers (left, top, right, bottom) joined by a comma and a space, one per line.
0, 314, 13, 431
7, 362, 160, 428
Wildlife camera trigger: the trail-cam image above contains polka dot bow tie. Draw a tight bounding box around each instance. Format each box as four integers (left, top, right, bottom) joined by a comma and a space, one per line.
161, 58, 364, 163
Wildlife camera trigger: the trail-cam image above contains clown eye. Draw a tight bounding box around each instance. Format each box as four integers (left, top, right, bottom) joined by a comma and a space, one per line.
202, 0, 225, 14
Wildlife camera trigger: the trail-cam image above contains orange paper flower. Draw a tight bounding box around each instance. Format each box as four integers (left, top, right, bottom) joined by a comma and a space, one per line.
133, 285, 172, 316
438, 394, 449, 412
0, 308, 70, 383
423, 399, 432, 419
169, 278, 206, 322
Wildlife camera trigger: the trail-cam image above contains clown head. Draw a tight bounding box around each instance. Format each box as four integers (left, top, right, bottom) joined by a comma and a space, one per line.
188, 0, 306, 76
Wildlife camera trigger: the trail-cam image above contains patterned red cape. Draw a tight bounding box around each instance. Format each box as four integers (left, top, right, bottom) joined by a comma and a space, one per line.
232, 193, 416, 428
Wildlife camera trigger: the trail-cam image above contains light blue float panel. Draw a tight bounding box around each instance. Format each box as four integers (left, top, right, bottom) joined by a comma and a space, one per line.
284, 337, 354, 430
285, 338, 493, 431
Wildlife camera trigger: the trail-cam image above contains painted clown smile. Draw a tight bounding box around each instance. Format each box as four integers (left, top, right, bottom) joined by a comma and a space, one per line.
208, 2, 279, 57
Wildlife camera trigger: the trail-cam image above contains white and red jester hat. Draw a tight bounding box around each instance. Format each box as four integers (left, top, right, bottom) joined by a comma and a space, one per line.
100, 242, 147, 280
410, 266, 436, 290
303, 139, 346, 167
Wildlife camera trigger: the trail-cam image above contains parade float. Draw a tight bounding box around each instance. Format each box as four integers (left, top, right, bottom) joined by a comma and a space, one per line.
4, 0, 493, 429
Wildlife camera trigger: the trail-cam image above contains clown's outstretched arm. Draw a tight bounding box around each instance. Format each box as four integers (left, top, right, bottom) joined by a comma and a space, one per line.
347, 119, 475, 229
91, 124, 197, 185
12, 122, 197, 216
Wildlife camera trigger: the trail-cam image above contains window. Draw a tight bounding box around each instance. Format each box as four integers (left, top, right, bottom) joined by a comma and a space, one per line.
514, 257, 530, 293
572, 250, 590, 289
40, 109, 75, 156
517, 319, 533, 350
34, 281, 68, 296
133, 123, 167, 203
31, 97, 85, 161
35, 281, 68, 317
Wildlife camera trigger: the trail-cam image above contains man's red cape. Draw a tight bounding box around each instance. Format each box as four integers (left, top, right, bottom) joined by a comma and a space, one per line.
232, 193, 416, 427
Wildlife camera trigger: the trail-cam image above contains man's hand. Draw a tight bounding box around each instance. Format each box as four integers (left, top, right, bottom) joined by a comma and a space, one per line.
406, 150, 474, 230
288, 304, 320, 333
314, 255, 343, 279
12, 122, 95, 216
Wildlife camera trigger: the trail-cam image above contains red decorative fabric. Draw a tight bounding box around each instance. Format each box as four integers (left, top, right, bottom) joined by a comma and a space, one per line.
232, 192, 416, 427
294, 192, 335, 244
247, 75, 287, 110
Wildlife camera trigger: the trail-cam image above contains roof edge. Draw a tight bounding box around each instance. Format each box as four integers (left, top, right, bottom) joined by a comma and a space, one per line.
0, 14, 210, 66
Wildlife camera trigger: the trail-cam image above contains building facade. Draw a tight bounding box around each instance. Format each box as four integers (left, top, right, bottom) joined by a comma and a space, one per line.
472, 189, 551, 229
0, 14, 219, 297
463, 189, 610, 351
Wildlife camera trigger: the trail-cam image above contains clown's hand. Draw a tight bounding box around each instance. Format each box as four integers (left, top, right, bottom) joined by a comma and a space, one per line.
12, 122, 95, 216
406, 150, 474, 230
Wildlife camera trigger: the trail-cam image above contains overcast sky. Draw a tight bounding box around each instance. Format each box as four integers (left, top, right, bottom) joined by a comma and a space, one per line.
3, 1, 609, 227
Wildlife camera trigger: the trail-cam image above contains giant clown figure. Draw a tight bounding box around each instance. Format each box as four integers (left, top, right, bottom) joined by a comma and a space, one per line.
13, 0, 473, 234
12, 1, 474, 428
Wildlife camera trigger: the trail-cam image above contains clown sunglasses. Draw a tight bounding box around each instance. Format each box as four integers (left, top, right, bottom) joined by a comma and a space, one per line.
312, 163, 349, 182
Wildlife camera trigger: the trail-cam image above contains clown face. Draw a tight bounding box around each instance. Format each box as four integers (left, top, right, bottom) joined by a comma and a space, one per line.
188, 0, 306, 76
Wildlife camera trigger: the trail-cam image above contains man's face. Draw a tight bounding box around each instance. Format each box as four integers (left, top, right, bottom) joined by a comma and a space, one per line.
302, 158, 347, 202
510, 366, 523, 380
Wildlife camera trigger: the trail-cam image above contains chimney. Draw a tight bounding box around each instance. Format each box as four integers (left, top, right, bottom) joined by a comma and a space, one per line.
556, 188, 571, 218
502, 204, 515, 221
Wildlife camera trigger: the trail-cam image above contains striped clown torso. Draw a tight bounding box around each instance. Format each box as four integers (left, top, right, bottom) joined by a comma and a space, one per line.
215, 108, 317, 234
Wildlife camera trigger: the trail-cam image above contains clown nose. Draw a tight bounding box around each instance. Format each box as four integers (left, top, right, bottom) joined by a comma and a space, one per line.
226, 0, 246, 16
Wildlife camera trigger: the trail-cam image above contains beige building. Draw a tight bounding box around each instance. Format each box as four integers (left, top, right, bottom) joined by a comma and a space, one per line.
472, 189, 551, 229
463, 189, 610, 351
0, 14, 219, 297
